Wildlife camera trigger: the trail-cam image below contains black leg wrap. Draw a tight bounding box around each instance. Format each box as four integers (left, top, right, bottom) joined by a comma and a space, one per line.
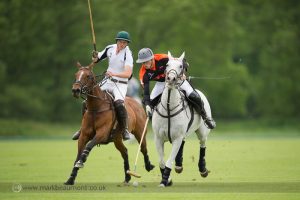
160, 167, 165, 176
198, 147, 206, 172
143, 155, 150, 171
80, 139, 96, 163
175, 140, 185, 167
81, 149, 90, 163
64, 167, 79, 185
71, 167, 79, 178
124, 153, 131, 183
160, 167, 171, 186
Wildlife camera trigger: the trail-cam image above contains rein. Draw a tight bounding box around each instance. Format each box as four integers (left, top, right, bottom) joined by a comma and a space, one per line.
155, 86, 187, 144
74, 70, 109, 101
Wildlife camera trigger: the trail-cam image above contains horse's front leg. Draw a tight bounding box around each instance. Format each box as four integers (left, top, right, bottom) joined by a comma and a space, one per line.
154, 133, 165, 171
160, 136, 183, 187
175, 140, 185, 173
74, 135, 98, 169
64, 133, 90, 185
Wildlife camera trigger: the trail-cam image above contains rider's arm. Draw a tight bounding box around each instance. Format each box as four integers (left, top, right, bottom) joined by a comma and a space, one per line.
92, 45, 113, 63
142, 74, 151, 106
106, 65, 132, 79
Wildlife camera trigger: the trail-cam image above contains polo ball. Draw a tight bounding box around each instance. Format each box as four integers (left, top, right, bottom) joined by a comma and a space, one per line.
132, 181, 138, 187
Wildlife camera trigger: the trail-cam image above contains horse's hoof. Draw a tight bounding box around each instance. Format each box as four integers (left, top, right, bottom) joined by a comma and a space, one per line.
158, 183, 165, 187
166, 178, 173, 187
123, 181, 130, 186
64, 178, 74, 185
145, 163, 155, 172
200, 169, 210, 178
175, 166, 183, 174
75, 161, 84, 168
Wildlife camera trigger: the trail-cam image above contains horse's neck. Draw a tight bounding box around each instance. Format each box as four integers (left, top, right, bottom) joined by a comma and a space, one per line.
86, 86, 109, 110
160, 85, 182, 110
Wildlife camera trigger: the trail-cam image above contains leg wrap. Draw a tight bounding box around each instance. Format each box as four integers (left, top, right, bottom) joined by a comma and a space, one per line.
175, 140, 185, 167
161, 167, 172, 185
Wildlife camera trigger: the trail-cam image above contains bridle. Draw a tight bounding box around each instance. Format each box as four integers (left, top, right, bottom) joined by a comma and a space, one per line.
156, 60, 188, 118
73, 68, 107, 100
155, 60, 188, 143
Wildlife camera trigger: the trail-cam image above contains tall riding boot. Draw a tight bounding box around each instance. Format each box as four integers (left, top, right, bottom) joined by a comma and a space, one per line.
72, 100, 86, 140
188, 91, 216, 129
150, 94, 162, 108
114, 100, 131, 141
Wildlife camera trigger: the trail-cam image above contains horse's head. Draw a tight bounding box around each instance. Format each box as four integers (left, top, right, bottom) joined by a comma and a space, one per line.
72, 62, 96, 98
165, 51, 185, 86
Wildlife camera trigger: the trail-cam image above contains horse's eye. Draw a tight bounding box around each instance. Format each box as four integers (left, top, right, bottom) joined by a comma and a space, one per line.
180, 65, 183, 68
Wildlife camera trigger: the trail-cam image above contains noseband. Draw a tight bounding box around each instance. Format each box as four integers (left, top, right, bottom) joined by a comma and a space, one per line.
73, 68, 97, 96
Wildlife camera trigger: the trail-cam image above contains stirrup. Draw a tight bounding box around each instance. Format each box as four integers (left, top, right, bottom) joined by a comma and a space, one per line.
122, 129, 131, 141
72, 130, 81, 140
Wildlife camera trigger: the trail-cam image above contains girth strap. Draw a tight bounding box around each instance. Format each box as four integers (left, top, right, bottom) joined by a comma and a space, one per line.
155, 106, 187, 118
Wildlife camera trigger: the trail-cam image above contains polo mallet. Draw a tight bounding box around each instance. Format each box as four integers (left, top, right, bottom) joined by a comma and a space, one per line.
87, 0, 97, 51
126, 117, 149, 178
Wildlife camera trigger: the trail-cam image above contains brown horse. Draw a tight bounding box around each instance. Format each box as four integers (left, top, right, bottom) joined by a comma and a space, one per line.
64, 62, 155, 185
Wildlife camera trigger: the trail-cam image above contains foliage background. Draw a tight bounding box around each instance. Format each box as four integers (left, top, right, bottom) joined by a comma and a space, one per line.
0, 0, 299, 122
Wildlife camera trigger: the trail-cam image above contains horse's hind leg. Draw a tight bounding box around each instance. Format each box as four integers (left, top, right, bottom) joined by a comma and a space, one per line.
196, 128, 210, 178
114, 134, 131, 184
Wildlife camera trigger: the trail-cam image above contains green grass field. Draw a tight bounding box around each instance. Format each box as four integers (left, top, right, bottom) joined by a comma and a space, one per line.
0, 119, 299, 199
0, 131, 300, 200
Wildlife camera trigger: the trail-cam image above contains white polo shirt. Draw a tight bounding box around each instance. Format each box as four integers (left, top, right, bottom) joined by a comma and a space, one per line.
97, 44, 133, 82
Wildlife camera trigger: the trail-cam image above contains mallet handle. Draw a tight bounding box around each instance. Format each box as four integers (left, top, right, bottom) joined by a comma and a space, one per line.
133, 117, 149, 167
88, 0, 97, 51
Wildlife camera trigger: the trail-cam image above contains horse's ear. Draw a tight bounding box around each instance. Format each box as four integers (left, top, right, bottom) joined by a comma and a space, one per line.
179, 52, 185, 61
168, 51, 174, 60
88, 62, 95, 70
76, 61, 82, 68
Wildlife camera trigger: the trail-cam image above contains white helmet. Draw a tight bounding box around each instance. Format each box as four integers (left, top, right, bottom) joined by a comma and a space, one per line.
136, 48, 154, 63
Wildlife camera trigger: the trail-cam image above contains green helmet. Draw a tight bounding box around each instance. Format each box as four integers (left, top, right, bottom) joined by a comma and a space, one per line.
115, 31, 131, 43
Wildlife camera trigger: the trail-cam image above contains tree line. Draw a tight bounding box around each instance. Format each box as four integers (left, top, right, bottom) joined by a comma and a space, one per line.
0, 0, 299, 122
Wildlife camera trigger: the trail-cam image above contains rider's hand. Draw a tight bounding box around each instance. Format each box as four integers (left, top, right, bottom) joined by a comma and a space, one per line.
105, 71, 114, 77
181, 74, 186, 80
92, 50, 98, 58
92, 51, 99, 63
146, 105, 152, 118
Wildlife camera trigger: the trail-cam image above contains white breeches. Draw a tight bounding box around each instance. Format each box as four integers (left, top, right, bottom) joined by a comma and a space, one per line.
100, 80, 127, 101
150, 80, 194, 100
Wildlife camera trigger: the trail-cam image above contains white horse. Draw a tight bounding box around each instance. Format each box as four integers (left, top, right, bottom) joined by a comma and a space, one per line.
152, 51, 212, 187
